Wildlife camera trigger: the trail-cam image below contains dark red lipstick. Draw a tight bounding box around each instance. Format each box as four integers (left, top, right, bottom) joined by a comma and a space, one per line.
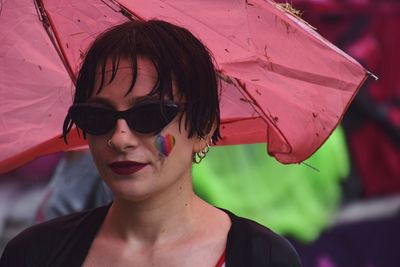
108, 161, 147, 175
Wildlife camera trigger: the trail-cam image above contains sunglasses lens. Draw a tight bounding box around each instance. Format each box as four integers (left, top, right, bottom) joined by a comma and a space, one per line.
69, 105, 114, 135
127, 103, 179, 134
69, 102, 181, 135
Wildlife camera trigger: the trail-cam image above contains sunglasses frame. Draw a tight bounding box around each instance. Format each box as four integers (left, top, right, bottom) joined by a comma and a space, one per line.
68, 100, 185, 135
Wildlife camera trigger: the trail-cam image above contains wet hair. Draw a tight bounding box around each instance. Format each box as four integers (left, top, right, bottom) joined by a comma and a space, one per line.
63, 19, 220, 143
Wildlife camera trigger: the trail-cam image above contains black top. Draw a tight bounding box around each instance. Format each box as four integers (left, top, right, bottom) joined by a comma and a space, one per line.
0, 205, 302, 267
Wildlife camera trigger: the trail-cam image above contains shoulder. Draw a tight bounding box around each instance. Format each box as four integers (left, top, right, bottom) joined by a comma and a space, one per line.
225, 209, 302, 267
0, 205, 108, 267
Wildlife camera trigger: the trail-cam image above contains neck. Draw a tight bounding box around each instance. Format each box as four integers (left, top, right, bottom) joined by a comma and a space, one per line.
102, 175, 208, 247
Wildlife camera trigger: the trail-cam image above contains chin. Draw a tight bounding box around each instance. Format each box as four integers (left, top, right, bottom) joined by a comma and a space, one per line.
109, 183, 156, 203
101, 172, 155, 201
114, 191, 154, 203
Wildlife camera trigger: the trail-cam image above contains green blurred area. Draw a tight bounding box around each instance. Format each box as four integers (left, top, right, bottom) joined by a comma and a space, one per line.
193, 127, 349, 243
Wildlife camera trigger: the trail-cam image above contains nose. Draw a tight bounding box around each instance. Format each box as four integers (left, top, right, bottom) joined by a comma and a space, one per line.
108, 118, 139, 152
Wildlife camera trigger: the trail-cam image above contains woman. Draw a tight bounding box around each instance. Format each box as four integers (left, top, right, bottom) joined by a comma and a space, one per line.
0, 20, 302, 267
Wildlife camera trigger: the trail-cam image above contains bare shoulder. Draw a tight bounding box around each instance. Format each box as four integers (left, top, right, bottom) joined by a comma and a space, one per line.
198, 204, 232, 238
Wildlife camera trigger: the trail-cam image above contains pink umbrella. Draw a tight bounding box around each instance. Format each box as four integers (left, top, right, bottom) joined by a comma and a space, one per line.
0, 0, 370, 174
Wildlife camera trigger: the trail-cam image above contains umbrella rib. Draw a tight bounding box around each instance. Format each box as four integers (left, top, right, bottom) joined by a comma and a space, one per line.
33, 0, 76, 83
101, 0, 138, 20
217, 71, 271, 122
264, 61, 361, 91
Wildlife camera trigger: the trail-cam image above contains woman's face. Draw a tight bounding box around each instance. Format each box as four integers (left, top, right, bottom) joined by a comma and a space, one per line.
86, 57, 196, 202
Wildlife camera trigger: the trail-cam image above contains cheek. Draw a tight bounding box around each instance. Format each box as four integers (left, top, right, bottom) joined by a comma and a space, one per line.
154, 134, 176, 157
87, 136, 105, 163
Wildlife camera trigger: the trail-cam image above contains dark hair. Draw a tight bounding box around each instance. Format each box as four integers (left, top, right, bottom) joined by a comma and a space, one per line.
63, 20, 220, 143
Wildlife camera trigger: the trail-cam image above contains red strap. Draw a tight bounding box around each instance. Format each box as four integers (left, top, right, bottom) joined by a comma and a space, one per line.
214, 249, 226, 267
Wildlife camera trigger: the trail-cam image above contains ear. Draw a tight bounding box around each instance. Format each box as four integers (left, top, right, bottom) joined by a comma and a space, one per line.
192, 136, 208, 153
192, 121, 217, 153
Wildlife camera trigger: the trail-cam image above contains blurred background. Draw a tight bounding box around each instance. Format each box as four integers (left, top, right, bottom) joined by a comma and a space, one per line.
1, 0, 399, 266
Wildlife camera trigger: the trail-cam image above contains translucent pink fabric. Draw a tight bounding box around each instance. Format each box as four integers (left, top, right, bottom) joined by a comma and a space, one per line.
0, 0, 368, 173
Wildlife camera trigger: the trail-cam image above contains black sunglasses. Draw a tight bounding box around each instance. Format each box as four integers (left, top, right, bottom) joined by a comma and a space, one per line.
68, 101, 184, 135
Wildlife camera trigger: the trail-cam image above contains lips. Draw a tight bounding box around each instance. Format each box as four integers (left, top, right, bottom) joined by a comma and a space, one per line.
108, 161, 147, 175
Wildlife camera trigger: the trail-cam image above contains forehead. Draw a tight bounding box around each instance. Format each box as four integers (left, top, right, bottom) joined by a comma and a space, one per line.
90, 56, 180, 107
97, 56, 157, 84
92, 56, 158, 98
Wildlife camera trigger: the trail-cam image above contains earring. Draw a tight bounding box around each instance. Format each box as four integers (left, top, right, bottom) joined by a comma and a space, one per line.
193, 137, 211, 164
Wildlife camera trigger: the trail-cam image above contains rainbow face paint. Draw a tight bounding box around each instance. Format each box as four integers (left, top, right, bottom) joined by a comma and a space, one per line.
154, 134, 175, 157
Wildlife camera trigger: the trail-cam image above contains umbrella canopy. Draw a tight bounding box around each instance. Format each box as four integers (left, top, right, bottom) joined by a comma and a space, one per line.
0, 0, 369, 173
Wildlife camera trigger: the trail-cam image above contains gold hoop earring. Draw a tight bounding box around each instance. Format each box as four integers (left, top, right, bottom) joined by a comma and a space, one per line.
193, 137, 211, 164
193, 153, 202, 164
